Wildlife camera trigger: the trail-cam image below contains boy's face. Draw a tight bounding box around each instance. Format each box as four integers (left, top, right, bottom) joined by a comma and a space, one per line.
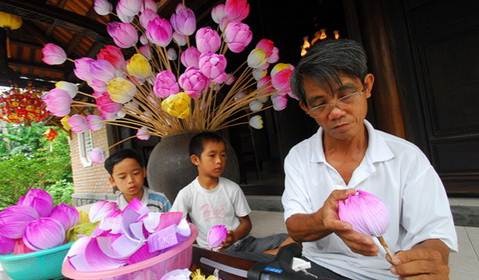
191, 140, 226, 179
109, 158, 146, 198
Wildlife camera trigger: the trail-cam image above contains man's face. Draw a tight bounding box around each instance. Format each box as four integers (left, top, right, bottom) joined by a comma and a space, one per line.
192, 140, 226, 179
109, 158, 145, 198
300, 73, 374, 141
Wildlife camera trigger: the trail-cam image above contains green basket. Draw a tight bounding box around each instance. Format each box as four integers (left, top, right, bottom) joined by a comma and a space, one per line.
0, 242, 72, 280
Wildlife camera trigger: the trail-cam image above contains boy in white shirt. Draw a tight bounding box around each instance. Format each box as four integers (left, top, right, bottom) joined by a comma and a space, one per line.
171, 132, 291, 261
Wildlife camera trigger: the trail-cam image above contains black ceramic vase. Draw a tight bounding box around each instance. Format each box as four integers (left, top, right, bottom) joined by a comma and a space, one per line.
146, 132, 240, 202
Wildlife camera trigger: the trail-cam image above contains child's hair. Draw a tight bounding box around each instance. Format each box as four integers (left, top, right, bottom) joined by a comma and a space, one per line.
189, 131, 225, 157
104, 148, 144, 175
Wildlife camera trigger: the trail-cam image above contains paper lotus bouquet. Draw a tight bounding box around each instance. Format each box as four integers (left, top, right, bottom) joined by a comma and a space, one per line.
65, 199, 194, 273
338, 190, 393, 259
41, 0, 295, 152
0, 188, 79, 255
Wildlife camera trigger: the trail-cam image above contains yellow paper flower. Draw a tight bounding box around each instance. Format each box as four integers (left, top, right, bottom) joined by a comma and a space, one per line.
161, 92, 191, 119
126, 53, 152, 79
61, 115, 71, 131
107, 77, 137, 104
0, 11, 22, 30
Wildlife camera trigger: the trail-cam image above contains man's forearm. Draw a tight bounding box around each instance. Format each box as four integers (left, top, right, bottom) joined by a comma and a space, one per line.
412, 239, 450, 264
286, 212, 331, 242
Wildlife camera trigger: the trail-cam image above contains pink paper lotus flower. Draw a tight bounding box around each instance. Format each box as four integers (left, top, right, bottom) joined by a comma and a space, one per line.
93, 0, 112, 16
41, 43, 67, 65
18, 188, 54, 217
90, 59, 116, 82
271, 63, 295, 96
224, 22, 252, 53
180, 47, 200, 68
199, 52, 227, 84
23, 217, 65, 250
49, 203, 80, 231
97, 45, 126, 69
139, 8, 159, 29
73, 57, 94, 81
42, 88, 72, 117
195, 27, 221, 53
116, 0, 141, 23
0, 235, 15, 254
136, 126, 151, 140
179, 67, 208, 98
338, 190, 389, 237
146, 17, 173, 47
170, 4, 196, 36
86, 114, 104, 131
154, 70, 179, 98
94, 91, 122, 118
207, 224, 228, 249
224, 0, 250, 23
0, 205, 39, 239
107, 22, 138, 48
89, 147, 105, 164
68, 114, 89, 133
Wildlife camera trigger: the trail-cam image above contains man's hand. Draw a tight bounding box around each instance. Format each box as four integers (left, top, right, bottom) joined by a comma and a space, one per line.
389, 240, 450, 279
318, 189, 378, 256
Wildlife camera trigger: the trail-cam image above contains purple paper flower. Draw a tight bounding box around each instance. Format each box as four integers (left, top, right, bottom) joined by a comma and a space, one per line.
207, 224, 228, 249
338, 190, 390, 236
180, 47, 200, 68
199, 52, 228, 84
0, 205, 39, 239
178, 67, 208, 98
23, 217, 65, 251
224, 22, 252, 53
154, 70, 179, 98
18, 188, 54, 217
49, 203, 80, 231
42, 88, 73, 117
107, 22, 138, 48
146, 17, 173, 47
195, 27, 221, 53
41, 43, 67, 65
170, 4, 196, 36
68, 114, 89, 133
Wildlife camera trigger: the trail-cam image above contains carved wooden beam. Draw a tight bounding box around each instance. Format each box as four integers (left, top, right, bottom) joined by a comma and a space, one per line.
0, 0, 109, 41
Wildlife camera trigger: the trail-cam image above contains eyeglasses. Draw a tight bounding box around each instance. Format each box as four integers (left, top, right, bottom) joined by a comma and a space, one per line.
307, 88, 365, 116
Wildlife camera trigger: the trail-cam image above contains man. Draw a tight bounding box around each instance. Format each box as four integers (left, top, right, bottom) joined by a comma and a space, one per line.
281, 39, 457, 279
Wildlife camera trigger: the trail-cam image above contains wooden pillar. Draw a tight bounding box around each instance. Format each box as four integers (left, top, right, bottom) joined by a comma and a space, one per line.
346, 0, 407, 138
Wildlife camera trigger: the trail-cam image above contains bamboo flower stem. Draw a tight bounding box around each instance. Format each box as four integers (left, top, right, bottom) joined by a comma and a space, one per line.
377, 236, 394, 262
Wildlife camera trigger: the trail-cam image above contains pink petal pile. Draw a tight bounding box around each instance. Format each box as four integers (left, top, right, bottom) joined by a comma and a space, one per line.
0, 189, 79, 254
66, 199, 191, 272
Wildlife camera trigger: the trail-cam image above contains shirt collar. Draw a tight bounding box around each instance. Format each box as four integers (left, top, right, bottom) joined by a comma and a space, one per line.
310, 120, 394, 163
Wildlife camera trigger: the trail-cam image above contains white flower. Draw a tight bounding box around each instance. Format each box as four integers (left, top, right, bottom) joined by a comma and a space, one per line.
249, 115, 263, 129
167, 48, 177, 60
249, 100, 263, 112
55, 81, 78, 98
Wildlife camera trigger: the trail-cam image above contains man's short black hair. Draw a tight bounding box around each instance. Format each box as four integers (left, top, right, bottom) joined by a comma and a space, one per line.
104, 148, 144, 175
291, 39, 368, 104
189, 131, 225, 157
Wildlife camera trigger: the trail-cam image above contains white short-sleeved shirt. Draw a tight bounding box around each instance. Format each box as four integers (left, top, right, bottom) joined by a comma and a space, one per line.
171, 177, 251, 248
116, 187, 171, 212
282, 121, 458, 280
